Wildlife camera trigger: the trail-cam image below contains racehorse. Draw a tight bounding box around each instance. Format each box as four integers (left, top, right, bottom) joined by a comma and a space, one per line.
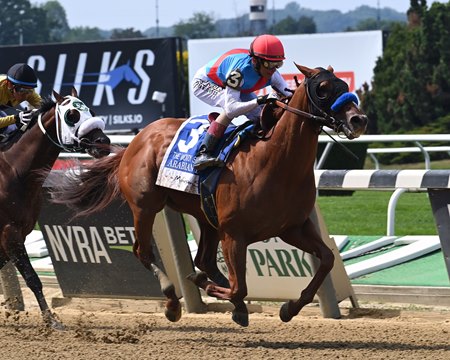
48, 64, 368, 327
0, 88, 110, 329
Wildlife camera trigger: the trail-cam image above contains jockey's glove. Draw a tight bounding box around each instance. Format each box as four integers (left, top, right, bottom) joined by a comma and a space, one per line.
257, 94, 277, 105
257, 94, 269, 105
15, 109, 37, 132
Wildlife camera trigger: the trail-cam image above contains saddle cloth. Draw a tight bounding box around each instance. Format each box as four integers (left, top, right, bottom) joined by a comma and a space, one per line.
156, 115, 254, 195
156, 115, 255, 227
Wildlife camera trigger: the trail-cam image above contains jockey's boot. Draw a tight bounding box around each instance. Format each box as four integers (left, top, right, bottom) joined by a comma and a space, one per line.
194, 133, 224, 171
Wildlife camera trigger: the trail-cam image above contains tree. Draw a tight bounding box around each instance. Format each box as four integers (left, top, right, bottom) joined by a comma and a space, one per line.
64, 26, 105, 42
0, 0, 51, 45
271, 15, 316, 35
110, 28, 144, 39
348, 18, 400, 32
359, 1, 450, 134
41, 0, 70, 43
173, 12, 216, 39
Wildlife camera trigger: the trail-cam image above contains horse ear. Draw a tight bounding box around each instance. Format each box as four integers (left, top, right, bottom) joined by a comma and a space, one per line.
294, 63, 316, 78
53, 90, 63, 102
71, 86, 78, 97
327, 65, 334, 73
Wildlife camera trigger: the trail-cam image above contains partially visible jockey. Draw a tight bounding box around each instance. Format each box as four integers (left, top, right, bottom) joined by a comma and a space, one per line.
191, 34, 292, 170
0, 63, 41, 138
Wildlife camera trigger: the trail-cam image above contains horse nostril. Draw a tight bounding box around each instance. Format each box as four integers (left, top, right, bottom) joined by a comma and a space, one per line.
79, 138, 90, 147
95, 137, 111, 145
350, 115, 368, 129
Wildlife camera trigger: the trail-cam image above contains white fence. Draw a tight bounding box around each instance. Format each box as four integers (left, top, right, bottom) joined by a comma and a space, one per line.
317, 134, 450, 170
64, 133, 450, 237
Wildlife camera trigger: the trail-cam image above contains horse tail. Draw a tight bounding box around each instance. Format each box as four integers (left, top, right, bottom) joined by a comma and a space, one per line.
50, 147, 125, 218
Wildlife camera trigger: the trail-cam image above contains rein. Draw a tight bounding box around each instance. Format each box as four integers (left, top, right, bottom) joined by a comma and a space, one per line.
274, 99, 330, 124
273, 77, 360, 161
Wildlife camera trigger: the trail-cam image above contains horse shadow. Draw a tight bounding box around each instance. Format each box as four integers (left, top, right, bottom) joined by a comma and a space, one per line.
242, 340, 450, 352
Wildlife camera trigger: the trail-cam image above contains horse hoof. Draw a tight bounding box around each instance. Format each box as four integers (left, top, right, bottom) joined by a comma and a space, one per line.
279, 301, 294, 323
232, 310, 249, 327
186, 271, 208, 287
42, 310, 65, 330
165, 303, 182, 322
50, 319, 66, 331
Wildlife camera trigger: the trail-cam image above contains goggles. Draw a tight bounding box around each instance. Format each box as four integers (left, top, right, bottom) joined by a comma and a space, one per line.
13, 85, 33, 94
261, 60, 284, 70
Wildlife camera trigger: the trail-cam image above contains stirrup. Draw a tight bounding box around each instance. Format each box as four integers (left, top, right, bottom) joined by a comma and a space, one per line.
194, 154, 224, 171
0, 134, 9, 143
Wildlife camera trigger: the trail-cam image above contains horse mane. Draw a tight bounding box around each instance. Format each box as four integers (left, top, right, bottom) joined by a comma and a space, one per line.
259, 95, 292, 133
259, 81, 300, 133
39, 96, 56, 114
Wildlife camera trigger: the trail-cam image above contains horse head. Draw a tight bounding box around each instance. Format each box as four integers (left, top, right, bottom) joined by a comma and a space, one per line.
295, 63, 368, 139
122, 63, 141, 86
52, 87, 111, 158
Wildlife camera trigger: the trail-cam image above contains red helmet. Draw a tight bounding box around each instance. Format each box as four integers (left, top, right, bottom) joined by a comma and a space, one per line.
250, 34, 285, 61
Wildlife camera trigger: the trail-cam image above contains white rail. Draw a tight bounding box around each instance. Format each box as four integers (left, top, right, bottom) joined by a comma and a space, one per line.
59, 133, 450, 237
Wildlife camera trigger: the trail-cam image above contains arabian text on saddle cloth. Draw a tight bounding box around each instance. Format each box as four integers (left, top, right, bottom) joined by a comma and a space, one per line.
156, 116, 209, 194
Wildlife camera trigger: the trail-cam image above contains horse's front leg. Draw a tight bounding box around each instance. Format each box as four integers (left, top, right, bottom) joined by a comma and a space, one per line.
191, 222, 230, 288
188, 233, 249, 327
2, 226, 64, 330
278, 219, 335, 322
186, 271, 231, 298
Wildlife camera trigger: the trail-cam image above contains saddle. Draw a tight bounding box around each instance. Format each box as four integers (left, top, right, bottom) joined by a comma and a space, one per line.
0, 106, 22, 149
0, 128, 22, 151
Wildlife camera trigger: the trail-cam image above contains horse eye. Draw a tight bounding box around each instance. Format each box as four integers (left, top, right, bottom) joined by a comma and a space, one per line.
316, 82, 330, 99
65, 109, 80, 126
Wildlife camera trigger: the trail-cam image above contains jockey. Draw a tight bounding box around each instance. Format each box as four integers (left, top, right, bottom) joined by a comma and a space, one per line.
0, 63, 41, 136
191, 34, 292, 171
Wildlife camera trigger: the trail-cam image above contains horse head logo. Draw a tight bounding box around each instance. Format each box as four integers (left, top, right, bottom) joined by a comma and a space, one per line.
63, 61, 141, 89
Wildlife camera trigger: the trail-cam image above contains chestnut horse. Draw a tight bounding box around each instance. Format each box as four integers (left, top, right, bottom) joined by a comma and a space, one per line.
49, 64, 368, 327
0, 88, 110, 329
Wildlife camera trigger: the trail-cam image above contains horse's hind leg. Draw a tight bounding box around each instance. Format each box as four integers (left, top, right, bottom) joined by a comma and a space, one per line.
130, 205, 181, 322
2, 225, 64, 330
220, 234, 250, 327
278, 218, 335, 322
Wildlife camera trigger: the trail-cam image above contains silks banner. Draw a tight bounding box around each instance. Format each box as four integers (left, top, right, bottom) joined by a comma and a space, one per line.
0, 38, 186, 131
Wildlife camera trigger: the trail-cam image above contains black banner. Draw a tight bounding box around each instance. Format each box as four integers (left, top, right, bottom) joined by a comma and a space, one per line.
0, 37, 186, 132
38, 192, 166, 299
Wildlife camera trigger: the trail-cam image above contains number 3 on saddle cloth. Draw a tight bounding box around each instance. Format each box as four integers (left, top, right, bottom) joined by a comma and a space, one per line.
156, 114, 256, 228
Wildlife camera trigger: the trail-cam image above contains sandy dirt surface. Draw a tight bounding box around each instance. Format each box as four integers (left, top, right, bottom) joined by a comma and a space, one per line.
1, 287, 449, 360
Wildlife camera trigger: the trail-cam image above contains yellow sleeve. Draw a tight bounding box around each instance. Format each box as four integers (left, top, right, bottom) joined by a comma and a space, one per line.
26, 92, 42, 108
0, 114, 16, 129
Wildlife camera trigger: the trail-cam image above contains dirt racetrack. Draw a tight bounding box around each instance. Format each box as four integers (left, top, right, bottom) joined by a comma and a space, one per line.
1, 287, 449, 360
